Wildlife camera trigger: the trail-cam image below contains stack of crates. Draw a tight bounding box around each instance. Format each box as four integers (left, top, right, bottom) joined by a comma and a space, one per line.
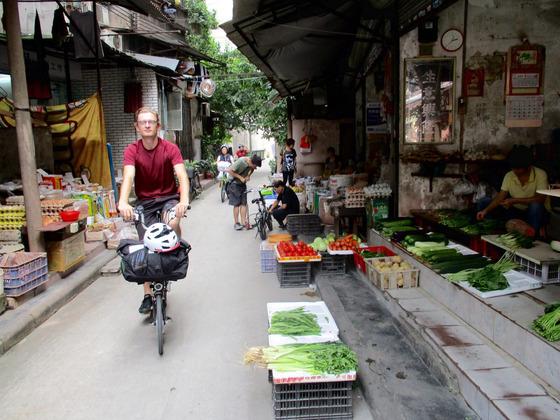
286, 214, 322, 238
276, 262, 312, 288
317, 252, 347, 276
260, 241, 276, 273
513, 255, 560, 284
0, 252, 48, 297
272, 381, 353, 419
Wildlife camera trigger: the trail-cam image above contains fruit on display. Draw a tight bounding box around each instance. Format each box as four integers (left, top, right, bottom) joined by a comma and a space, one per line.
371, 256, 412, 272
328, 234, 360, 252
277, 240, 320, 259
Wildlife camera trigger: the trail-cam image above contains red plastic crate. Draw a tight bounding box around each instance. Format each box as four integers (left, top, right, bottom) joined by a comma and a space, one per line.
353, 246, 395, 273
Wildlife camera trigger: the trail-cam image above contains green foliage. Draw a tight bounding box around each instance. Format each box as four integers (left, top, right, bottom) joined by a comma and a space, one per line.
183, 0, 287, 148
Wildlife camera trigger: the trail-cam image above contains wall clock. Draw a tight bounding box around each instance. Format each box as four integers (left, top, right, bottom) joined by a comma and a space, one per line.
441, 28, 464, 52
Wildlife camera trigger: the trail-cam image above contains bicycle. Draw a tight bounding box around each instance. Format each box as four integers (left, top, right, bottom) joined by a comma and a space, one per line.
187, 167, 202, 201
247, 188, 273, 240
132, 205, 190, 356
217, 161, 232, 203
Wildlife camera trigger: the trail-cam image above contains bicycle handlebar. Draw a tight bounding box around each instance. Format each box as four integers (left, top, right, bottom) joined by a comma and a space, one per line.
133, 204, 190, 228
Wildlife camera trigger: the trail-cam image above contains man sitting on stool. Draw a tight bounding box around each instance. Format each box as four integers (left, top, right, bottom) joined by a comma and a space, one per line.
269, 180, 300, 229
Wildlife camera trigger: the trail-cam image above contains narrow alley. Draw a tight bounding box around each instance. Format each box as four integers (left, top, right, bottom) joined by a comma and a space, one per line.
0, 166, 379, 420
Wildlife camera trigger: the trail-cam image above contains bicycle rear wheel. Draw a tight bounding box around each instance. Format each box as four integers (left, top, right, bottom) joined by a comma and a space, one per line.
156, 295, 164, 355
258, 218, 267, 240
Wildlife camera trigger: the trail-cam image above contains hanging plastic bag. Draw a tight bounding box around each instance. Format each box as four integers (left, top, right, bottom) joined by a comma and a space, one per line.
299, 120, 315, 154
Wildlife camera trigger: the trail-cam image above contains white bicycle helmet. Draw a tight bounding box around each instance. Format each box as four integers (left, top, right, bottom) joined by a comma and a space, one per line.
143, 223, 179, 253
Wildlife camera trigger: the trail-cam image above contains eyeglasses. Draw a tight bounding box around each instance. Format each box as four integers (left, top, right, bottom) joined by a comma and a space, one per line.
137, 119, 158, 126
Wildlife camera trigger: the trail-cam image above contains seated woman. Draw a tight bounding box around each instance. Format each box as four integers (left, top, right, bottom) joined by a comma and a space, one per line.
268, 180, 300, 229
477, 145, 548, 237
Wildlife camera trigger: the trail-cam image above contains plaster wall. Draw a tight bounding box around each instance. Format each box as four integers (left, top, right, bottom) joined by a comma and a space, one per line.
290, 119, 348, 177
398, 0, 560, 215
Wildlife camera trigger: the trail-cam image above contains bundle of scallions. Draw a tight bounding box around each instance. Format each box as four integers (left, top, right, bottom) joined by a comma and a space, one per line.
446, 252, 518, 292
532, 303, 560, 342
244, 343, 358, 375
268, 307, 321, 336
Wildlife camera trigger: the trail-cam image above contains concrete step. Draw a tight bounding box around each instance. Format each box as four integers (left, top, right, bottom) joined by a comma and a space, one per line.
368, 231, 560, 394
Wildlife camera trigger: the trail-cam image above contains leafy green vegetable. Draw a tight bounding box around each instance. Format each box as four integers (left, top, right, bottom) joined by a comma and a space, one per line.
533, 306, 560, 341
497, 232, 534, 249
268, 307, 321, 336
244, 343, 358, 374
447, 252, 517, 291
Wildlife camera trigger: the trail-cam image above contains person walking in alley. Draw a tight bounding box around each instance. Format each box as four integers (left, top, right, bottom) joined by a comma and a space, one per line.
226, 154, 262, 230
268, 180, 300, 229
280, 138, 297, 186
117, 107, 190, 314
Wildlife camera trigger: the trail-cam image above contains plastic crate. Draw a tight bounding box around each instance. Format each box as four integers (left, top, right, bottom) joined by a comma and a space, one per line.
286, 214, 323, 237
261, 241, 277, 273
317, 252, 346, 276
365, 257, 420, 290
353, 246, 396, 273
276, 261, 312, 288
272, 381, 353, 419
3, 273, 48, 297
513, 255, 560, 284
0, 252, 47, 282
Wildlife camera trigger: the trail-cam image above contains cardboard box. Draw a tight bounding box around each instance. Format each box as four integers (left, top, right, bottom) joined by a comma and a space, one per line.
47, 231, 86, 272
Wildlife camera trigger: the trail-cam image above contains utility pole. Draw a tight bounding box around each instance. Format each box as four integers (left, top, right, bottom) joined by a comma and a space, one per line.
3, 0, 45, 252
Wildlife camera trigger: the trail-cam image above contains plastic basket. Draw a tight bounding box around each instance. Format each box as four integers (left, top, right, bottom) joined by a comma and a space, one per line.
272, 381, 353, 420
286, 214, 323, 237
276, 261, 312, 288
3, 273, 48, 297
353, 246, 396, 273
317, 252, 346, 276
261, 241, 277, 273
0, 252, 47, 282
365, 257, 420, 290
513, 255, 560, 284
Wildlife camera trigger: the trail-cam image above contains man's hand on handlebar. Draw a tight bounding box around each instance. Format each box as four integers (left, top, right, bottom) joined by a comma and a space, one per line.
175, 202, 189, 218
118, 202, 134, 221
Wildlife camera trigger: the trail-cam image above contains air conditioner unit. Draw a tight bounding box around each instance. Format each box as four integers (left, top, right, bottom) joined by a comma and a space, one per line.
201, 102, 210, 117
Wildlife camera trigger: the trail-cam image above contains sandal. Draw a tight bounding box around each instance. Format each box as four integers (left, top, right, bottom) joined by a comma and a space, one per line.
244, 223, 254, 230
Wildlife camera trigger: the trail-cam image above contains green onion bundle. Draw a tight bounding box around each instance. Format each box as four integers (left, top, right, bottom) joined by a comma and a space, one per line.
496, 232, 534, 249
268, 307, 321, 336
532, 303, 560, 341
244, 343, 358, 374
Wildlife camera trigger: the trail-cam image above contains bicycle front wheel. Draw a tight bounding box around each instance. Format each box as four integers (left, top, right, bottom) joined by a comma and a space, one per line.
266, 213, 273, 231
221, 184, 227, 203
156, 295, 164, 355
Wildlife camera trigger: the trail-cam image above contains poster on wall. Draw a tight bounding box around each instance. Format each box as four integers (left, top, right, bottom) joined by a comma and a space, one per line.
506, 43, 544, 96
505, 95, 544, 127
366, 102, 387, 134
463, 68, 484, 97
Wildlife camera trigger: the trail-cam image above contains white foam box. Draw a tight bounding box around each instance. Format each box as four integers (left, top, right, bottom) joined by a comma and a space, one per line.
267, 301, 339, 346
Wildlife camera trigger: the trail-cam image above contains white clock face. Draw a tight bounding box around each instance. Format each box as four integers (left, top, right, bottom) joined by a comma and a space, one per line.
441, 29, 463, 52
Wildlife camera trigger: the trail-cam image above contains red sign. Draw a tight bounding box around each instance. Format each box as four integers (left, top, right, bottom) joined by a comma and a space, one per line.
463, 68, 485, 97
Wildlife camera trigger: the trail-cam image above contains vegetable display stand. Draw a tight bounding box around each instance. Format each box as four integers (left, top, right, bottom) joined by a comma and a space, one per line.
317, 252, 347, 276
482, 235, 560, 284
261, 241, 276, 273
277, 262, 313, 288
272, 380, 353, 420
365, 258, 420, 290
286, 214, 323, 237
353, 246, 395, 273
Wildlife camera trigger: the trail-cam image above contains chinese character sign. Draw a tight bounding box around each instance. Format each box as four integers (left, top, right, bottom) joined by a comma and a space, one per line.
404, 58, 455, 143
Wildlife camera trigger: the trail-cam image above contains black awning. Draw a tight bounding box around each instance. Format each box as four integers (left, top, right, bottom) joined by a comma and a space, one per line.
222, 0, 389, 97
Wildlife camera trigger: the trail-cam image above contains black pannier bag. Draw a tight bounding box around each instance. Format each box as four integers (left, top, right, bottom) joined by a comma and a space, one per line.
117, 239, 191, 284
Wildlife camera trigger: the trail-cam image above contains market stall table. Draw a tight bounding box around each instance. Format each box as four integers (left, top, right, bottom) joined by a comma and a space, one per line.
331, 206, 366, 237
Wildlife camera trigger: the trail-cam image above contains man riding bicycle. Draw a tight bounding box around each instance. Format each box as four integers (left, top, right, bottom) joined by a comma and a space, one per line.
118, 107, 190, 314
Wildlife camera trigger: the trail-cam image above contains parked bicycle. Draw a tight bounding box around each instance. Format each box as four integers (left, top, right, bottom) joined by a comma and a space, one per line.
118, 205, 191, 356
187, 166, 202, 201
246, 188, 274, 240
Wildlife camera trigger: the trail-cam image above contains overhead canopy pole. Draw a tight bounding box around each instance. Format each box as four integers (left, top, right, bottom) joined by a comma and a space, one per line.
3, 0, 45, 252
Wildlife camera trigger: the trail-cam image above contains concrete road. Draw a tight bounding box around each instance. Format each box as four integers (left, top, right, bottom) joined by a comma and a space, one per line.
0, 165, 372, 420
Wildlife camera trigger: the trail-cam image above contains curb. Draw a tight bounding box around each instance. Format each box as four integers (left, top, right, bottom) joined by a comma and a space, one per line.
0, 249, 117, 355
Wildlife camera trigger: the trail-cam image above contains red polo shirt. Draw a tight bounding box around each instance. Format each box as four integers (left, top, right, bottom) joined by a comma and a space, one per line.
123, 138, 184, 200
